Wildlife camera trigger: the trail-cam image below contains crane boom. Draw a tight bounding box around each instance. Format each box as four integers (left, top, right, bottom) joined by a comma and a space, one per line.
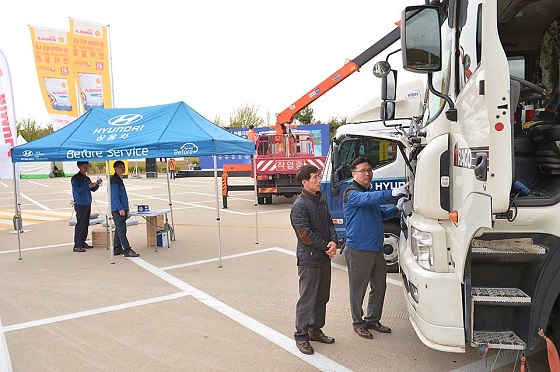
274, 27, 401, 136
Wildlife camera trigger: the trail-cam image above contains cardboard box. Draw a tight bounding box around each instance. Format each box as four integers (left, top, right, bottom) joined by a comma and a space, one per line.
146, 215, 164, 246
92, 227, 113, 248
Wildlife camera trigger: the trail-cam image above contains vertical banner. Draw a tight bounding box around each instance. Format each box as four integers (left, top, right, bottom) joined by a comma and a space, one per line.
29, 27, 79, 130
69, 19, 112, 111
0, 49, 17, 179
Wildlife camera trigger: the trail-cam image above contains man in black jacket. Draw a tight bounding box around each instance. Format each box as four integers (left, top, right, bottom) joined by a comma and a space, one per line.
290, 165, 338, 355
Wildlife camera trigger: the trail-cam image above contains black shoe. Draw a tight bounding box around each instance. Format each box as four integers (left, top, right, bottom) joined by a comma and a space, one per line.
366, 321, 392, 334
114, 247, 124, 255
296, 340, 314, 355
73, 247, 87, 252
124, 249, 139, 257
308, 331, 335, 344
354, 327, 373, 339
82, 244, 94, 249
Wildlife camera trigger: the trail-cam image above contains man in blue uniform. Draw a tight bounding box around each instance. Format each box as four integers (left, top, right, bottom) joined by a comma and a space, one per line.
111, 160, 139, 257
343, 156, 407, 339
71, 161, 101, 252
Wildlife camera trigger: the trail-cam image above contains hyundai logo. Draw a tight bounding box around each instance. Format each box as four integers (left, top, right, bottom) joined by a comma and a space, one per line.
108, 114, 143, 126
22, 150, 33, 157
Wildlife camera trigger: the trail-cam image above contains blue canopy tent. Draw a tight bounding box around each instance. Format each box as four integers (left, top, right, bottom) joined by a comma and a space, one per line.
11, 101, 256, 263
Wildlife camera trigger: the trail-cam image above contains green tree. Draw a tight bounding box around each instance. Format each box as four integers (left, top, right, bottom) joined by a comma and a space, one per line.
213, 115, 224, 127
17, 117, 53, 142
328, 116, 347, 138
229, 104, 264, 128
295, 106, 314, 124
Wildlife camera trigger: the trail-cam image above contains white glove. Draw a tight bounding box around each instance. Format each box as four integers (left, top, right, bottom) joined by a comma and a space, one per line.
392, 182, 409, 197
397, 197, 407, 211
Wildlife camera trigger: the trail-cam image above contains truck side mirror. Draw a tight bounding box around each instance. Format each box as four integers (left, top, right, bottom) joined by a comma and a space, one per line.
331, 142, 340, 195
381, 101, 395, 121
382, 69, 397, 101
401, 5, 442, 73
380, 69, 397, 121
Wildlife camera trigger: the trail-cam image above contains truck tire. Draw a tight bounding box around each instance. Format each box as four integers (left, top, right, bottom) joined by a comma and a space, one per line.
383, 221, 400, 273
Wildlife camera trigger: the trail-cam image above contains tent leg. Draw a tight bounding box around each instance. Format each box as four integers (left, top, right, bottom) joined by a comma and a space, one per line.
165, 159, 176, 240
214, 156, 222, 268
252, 154, 259, 245
106, 161, 115, 264
12, 163, 22, 260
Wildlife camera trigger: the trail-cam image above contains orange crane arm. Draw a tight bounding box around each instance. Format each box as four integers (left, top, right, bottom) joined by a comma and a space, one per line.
273, 27, 401, 137
274, 61, 360, 135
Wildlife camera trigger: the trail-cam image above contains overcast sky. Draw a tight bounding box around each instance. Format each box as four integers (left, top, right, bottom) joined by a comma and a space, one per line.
2, 0, 416, 126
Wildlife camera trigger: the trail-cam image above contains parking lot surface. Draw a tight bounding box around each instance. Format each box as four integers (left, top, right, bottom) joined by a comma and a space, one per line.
0, 176, 550, 371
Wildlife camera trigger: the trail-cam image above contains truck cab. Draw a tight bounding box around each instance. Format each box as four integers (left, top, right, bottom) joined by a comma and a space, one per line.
390, 0, 560, 354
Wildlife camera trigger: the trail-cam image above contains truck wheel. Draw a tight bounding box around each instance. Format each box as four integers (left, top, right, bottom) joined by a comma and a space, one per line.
383, 221, 400, 273
265, 195, 273, 204
257, 196, 265, 205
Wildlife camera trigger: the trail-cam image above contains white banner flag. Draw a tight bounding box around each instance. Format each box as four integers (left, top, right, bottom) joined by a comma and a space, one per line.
0, 49, 17, 179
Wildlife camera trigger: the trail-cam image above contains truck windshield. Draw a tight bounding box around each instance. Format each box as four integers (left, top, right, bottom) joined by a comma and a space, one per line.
334, 137, 398, 183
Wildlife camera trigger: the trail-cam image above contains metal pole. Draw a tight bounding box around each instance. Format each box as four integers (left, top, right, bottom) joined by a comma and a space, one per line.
106, 161, 114, 264
252, 154, 259, 245
165, 159, 176, 240
12, 163, 22, 260
214, 155, 223, 268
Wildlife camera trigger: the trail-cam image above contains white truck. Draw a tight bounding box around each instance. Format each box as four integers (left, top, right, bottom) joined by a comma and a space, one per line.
326, 0, 560, 355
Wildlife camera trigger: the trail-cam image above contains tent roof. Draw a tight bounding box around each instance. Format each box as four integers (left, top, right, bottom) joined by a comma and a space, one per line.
11, 102, 255, 162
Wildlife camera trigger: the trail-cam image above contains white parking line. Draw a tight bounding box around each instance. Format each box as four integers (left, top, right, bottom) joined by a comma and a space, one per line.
19, 193, 50, 211
0, 317, 13, 372
133, 257, 352, 372
2, 292, 190, 332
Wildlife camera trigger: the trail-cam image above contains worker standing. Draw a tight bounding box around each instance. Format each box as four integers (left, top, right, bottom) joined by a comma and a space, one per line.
168, 158, 176, 180
247, 125, 257, 145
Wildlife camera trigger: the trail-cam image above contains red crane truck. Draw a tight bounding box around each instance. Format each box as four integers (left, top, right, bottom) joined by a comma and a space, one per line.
255, 29, 400, 204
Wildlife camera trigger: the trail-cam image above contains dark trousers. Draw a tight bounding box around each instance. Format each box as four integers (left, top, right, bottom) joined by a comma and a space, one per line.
112, 211, 131, 251
169, 170, 175, 179
344, 247, 387, 328
294, 264, 331, 341
74, 204, 91, 248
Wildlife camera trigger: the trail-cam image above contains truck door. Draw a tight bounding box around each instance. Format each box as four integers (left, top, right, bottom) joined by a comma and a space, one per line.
452, 0, 512, 213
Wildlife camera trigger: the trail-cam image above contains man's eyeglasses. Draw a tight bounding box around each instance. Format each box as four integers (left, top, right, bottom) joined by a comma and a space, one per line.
353, 168, 373, 174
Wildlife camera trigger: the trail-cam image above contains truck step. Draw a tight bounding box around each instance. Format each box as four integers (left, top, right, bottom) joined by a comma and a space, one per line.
471, 238, 545, 255
472, 331, 526, 350
472, 287, 531, 304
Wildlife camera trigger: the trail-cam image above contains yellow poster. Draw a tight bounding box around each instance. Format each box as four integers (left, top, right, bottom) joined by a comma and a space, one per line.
69, 19, 112, 111
29, 27, 79, 130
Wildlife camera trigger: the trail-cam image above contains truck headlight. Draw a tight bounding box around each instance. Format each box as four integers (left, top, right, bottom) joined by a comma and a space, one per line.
411, 227, 434, 271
